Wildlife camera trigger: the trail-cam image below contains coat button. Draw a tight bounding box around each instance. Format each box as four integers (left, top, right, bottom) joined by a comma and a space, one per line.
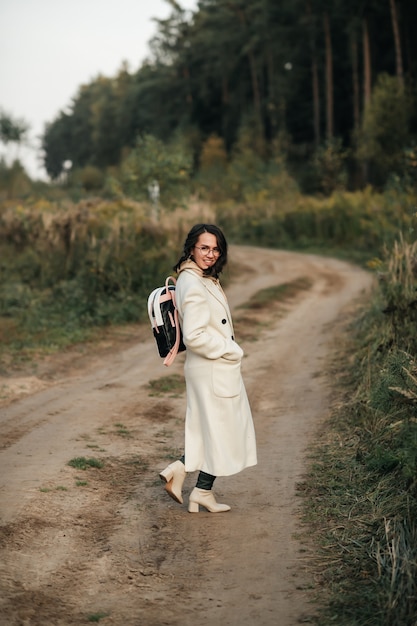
221, 319, 227, 324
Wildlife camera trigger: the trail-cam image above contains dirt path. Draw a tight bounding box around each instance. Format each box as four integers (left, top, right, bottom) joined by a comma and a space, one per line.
0, 246, 373, 626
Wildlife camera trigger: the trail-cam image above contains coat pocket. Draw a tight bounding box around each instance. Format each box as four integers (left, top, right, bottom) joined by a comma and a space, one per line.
212, 359, 242, 398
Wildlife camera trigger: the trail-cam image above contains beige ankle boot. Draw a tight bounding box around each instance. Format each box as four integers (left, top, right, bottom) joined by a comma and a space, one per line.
188, 487, 231, 513
159, 460, 186, 504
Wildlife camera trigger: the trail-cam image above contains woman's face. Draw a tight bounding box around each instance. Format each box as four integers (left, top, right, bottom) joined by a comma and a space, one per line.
192, 232, 221, 271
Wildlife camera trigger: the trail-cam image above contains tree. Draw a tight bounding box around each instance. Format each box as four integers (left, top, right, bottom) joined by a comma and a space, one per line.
323, 12, 334, 140
0, 110, 30, 170
0, 111, 31, 194
357, 73, 412, 185
0, 110, 29, 146
389, 0, 403, 86
42, 112, 73, 179
197, 133, 228, 200
119, 134, 192, 213
306, 0, 321, 148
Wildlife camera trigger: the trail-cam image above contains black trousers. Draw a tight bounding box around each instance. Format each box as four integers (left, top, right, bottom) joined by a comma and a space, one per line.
179, 455, 215, 490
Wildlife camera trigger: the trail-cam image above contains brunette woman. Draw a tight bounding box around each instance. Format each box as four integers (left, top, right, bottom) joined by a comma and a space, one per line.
159, 224, 257, 512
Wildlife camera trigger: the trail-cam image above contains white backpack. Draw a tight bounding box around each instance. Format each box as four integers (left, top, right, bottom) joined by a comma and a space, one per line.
147, 276, 186, 366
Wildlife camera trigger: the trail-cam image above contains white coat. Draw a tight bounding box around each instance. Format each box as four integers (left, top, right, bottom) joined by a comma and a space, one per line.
176, 263, 257, 476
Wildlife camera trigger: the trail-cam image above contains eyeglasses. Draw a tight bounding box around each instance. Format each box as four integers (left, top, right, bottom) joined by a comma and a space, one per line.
194, 245, 221, 257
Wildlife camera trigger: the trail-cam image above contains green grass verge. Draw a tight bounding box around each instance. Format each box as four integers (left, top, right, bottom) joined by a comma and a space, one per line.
300, 307, 417, 624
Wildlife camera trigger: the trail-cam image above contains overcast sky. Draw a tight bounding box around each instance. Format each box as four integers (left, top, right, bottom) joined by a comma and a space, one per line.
0, 0, 198, 179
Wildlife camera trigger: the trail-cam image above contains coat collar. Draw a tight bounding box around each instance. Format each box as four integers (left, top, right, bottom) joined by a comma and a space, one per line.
179, 262, 234, 332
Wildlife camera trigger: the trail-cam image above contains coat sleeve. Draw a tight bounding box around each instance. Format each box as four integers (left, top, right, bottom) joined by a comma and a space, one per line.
177, 275, 243, 361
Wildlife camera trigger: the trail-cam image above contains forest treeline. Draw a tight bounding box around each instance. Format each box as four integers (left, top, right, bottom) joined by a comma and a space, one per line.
39, 0, 417, 194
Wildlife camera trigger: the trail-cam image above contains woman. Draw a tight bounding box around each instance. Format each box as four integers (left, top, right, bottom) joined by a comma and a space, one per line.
159, 224, 257, 513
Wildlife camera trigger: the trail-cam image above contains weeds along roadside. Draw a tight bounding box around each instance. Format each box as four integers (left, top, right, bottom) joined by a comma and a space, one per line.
300, 236, 417, 625
216, 187, 416, 263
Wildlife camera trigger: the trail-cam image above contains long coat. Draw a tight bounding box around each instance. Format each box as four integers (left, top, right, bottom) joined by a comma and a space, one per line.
176, 264, 257, 476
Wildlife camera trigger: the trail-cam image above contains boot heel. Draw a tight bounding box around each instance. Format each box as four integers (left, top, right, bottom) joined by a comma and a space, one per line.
188, 487, 231, 513
159, 467, 173, 483
188, 501, 199, 513
159, 460, 186, 504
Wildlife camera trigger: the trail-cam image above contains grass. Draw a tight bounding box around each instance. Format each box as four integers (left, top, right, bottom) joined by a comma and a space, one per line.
147, 374, 186, 396
87, 612, 109, 623
299, 304, 417, 624
113, 422, 132, 438
0, 319, 95, 373
67, 457, 104, 470
301, 416, 417, 623
238, 277, 312, 310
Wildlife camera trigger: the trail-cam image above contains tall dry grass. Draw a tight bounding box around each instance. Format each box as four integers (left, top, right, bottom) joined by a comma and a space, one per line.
301, 235, 417, 625
217, 188, 417, 261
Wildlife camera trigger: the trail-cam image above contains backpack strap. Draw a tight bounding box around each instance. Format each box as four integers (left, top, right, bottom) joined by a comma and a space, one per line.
163, 276, 182, 367
147, 286, 163, 330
